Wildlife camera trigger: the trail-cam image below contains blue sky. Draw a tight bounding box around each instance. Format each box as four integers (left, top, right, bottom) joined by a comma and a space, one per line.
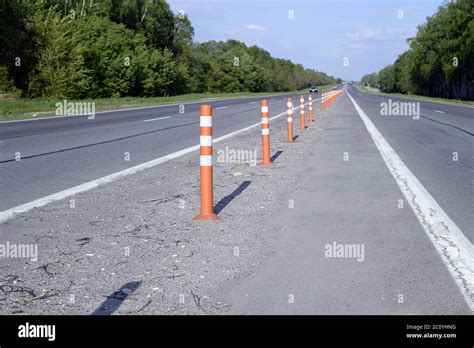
167, 0, 443, 81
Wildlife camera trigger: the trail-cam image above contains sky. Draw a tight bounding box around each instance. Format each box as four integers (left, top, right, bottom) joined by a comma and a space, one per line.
167, 0, 443, 81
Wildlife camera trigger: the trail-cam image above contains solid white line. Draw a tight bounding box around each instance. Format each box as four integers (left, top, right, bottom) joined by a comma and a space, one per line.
249, 102, 257, 104
216, 106, 229, 110
0, 104, 303, 224
434, 110, 445, 114
347, 92, 474, 310
143, 116, 170, 122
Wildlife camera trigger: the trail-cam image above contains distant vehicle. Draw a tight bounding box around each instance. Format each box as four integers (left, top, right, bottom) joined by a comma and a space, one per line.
333, 86, 338, 90
309, 85, 318, 94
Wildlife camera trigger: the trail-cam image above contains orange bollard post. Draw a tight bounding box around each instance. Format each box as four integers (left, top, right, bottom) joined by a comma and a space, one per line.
193, 105, 219, 221
299, 95, 305, 131
308, 94, 314, 124
287, 98, 293, 143
260, 100, 271, 166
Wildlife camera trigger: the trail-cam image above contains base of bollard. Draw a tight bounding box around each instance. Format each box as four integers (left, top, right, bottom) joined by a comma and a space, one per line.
193, 212, 220, 221
260, 161, 271, 166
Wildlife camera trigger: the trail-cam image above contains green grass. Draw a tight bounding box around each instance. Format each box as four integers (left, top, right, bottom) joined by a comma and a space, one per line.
354, 84, 474, 107
0, 85, 335, 121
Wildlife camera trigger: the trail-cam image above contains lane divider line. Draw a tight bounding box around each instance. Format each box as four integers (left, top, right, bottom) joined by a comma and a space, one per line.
216, 106, 229, 110
434, 110, 445, 114
143, 116, 171, 122
348, 91, 474, 310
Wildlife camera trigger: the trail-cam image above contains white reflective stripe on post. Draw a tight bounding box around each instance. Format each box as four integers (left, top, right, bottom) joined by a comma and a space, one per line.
287, 118, 293, 122
261, 118, 269, 124
200, 155, 212, 166
200, 116, 212, 127
287, 102, 293, 107
288, 109, 293, 115
262, 128, 269, 135
300, 98, 304, 103
261, 106, 269, 113
300, 110, 304, 114
309, 106, 313, 110
200, 136, 212, 147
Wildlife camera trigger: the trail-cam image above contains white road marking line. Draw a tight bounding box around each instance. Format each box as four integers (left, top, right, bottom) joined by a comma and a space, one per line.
216, 106, 229, 110
249, 102, 257, 104
434, 110, 445, 114
0, 104, 305, 223
143, 116, 170, 122
348, 92, 474, 310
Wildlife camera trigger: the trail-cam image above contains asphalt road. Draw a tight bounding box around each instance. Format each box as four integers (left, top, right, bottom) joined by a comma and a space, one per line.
0, 86, 471, 315
222, 87, 472, 314
347, 86, 473, 242
1, 86, 470, 239
0, 92, 313, 211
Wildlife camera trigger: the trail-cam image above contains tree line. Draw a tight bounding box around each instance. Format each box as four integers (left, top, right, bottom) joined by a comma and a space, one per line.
0, 0, 339, 99
361, 0, 473, 100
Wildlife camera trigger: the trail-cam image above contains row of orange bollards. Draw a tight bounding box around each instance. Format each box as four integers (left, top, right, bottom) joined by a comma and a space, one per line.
194, 89, 343, 220
321, 89, 343, 110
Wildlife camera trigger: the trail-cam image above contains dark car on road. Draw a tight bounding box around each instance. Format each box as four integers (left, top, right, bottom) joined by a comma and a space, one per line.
309, 85, 318, 94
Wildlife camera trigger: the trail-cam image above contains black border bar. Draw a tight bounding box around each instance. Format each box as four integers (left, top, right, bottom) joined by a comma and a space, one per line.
0, 315, 472, 347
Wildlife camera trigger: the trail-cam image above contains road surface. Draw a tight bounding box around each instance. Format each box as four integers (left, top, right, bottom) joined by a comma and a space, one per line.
0, 86, 472, 314
0, 93, 306, 211
222, 86, 473, 314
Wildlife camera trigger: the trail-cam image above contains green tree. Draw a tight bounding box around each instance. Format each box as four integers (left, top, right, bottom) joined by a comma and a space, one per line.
375, 0, 473, 99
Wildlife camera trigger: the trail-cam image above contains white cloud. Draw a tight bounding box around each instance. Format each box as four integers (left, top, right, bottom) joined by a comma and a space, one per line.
345, 26, 416, 43
244, 24, 266, 31
349, 42, 367, 50
345, 28, 380, 41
